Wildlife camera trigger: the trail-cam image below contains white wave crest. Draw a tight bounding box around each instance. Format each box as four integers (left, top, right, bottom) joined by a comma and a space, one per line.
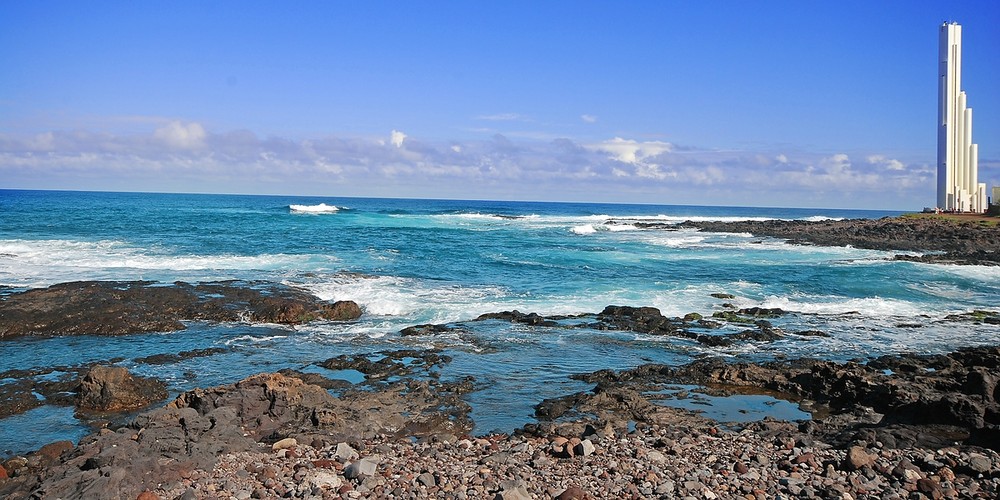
0, 239, 338, 287
802, 216, 844, 222
571, 225, 598, 235
299, 274, 513, 323
289, 203, 340, 214
756, 294, 927, 317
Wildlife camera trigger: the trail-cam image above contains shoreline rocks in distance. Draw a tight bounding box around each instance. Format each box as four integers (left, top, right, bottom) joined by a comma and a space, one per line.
0, 280, 363, 339
677, 216, 1000, 265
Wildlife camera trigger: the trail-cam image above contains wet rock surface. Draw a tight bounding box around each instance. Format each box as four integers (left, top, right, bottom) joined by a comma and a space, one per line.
408, 305, 796, 348
677, 216, 1000, 265
559, 346, 1000, 451
0, 280, 362, 338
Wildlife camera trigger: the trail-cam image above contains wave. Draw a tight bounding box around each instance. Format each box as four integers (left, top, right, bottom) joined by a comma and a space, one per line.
755, 294, 929, 317
0, 239, 339, 287
289, 203, 340, 214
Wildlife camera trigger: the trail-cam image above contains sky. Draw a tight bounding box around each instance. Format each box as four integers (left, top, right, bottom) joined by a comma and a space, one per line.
1, 1, 998, 210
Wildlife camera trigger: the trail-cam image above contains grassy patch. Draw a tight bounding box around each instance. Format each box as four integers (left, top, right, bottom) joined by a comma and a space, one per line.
901, 212, 1000, 226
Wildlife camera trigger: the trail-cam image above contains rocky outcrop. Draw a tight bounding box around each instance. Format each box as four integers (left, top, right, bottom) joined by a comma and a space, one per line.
0, 280, 363, 338
556, 346, 1000, 450
76, 366, 167, 413
0, 370, 474, 499
678, 216, 1000, 265
413, 305, 792, 348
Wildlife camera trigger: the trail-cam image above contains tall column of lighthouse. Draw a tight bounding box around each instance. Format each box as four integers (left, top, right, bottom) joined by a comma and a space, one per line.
937, 22, 983, 212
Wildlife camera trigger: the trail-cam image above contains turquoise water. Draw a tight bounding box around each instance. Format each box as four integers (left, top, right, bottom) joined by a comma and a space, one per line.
2, 189, 1000, 455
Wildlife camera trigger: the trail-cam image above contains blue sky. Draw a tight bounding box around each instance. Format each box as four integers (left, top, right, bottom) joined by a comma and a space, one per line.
1, 1, 998, 209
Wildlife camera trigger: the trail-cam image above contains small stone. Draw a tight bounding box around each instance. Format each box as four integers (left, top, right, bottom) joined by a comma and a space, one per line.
344, 458, 378, 479
938, 466, 955, 481
0, 464, 8, 480
967, 453, 992, 474
734, 462, 749, 474
845, 446, 875, 471
556, 486, 589, 500
307, 470, 343, 490
655, 481, 674, 494
575, 439, 596, 457
136, 492, 160, 500
272, 437, 297, 451
647, 450, 666, 463
917, 478, 943, 499
417, 472, 436, 487
334, 442, 360, 462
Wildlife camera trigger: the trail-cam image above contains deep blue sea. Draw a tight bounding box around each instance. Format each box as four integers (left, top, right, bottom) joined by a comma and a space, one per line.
2, 189, 1000, 455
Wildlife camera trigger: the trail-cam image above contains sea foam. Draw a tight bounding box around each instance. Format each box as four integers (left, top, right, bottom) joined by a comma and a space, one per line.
289, 203, 340, 213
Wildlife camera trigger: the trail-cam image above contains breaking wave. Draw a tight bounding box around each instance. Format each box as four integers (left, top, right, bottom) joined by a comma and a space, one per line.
289, 203, 340, 214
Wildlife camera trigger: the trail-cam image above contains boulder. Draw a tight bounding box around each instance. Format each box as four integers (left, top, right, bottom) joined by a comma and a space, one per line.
76, 366, 167, 413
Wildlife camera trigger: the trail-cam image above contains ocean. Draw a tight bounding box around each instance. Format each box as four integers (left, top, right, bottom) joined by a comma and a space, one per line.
2, 189, 1000, 456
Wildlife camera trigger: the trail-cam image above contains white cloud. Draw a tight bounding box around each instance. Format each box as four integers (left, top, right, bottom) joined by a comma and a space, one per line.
0, 124, 935, 208
587, 137, 673, 165
390, 130, 407, 148
821, 153, 851, 175
580, 114, 597, 123
866, 154, 905, 171
153, 121, 206, 150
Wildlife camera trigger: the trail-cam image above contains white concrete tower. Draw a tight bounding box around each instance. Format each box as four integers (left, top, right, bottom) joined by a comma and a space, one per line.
937, 22, 986, 212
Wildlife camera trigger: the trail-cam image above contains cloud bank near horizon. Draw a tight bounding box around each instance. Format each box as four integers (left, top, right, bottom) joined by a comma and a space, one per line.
0, 120, 974, 209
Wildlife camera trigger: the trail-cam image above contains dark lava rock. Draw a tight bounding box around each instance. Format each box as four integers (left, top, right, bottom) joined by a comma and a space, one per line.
0, 280, 362, 338
0, 369, 475, 499
76, 365, 168, 413
134, 347, 229, 365
318, 349, 452, 381
400, 323, 457, 336
680, 216, 1000, 265
0, 378, 43, 418
567, 346, 1000, 450
476, 310, 559, 327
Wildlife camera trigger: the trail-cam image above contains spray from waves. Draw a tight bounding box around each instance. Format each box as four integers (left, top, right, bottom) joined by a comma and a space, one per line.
289, 203, 340, 214
0, 239, 339, 287
570, 225, 598, 235
571, 223, 641, 234
297, 273, 517, 325
754, 294, 933, 318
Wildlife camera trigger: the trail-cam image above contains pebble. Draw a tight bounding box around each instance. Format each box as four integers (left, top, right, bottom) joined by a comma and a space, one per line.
135, 424, 1000, 500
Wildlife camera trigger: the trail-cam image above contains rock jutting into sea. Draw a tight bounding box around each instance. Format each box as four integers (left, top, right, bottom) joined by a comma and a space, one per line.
674, 216, 1000, 265
0, 280, 363, 338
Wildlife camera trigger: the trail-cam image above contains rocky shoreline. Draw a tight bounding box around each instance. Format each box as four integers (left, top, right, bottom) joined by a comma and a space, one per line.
1, 342, 999, 498
671, 216, 1000, 266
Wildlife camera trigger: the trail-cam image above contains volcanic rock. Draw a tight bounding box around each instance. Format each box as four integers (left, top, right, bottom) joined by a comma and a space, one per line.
76, 365, 167, 413
0, 280, 362, 338
680, 216, 1000, 265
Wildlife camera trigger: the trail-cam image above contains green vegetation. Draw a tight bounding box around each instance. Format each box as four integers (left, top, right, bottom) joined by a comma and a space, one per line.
901, 212, 1000, 226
